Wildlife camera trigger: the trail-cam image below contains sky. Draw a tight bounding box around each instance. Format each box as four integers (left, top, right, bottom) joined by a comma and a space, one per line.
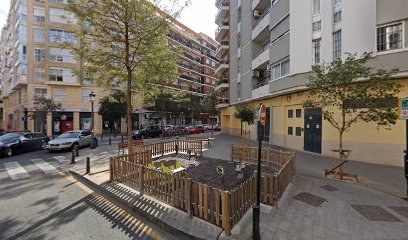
0, 0, 217, 40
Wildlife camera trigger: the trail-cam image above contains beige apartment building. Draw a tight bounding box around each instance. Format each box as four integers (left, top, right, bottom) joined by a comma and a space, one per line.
0, 0, 219, 136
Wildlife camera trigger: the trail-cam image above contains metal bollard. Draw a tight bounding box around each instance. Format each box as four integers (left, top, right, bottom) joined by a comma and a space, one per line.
114, 132, 117, 138
101, 132, 104, 140
86, 156, 90, 174
71, 150, 76, 164
76, 147, 79, 157
109, 137, 111, 145
121, 134, 124, 143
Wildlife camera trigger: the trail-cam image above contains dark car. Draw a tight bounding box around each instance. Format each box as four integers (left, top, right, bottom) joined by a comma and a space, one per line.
0, 132, 50, 157
132, 125, 163, 139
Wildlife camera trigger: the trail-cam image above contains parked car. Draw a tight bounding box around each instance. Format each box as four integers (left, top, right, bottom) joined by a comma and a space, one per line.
0, 132, 49, 157
185, 125, 196, 134
164, 125, 174, 130
194, 125, 206, 134
132, 125, 163, 139
44, 130, 97, 152
202, 124, 210, 130
214, 125, 221, 131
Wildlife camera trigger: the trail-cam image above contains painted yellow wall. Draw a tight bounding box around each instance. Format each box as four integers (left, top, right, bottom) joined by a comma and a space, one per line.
221, 79, 408, 167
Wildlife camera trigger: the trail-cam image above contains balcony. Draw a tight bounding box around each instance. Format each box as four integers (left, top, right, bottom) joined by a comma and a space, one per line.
215, 1, 229, 25
252, 8, 270, 41
11, 74, 27, 90
215, 41, 229, 59
215, 21, 229, 42
215, 60, 229, 75
252, 0, 270, 10
216, 98, 229, 108
252, 44, 270, 70
214, 78, 229, 92
252, 80, 269, 99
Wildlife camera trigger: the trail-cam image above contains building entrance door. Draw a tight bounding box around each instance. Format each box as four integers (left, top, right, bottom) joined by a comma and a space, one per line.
304, 108, 322, 154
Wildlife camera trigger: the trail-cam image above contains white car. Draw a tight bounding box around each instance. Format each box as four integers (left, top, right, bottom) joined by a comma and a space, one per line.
164, 125, 174, 130
44, 130, 97, 151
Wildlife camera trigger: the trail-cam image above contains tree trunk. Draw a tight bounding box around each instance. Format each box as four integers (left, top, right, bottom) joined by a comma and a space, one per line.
126, 71, 133, 155
338, 131, 344, 179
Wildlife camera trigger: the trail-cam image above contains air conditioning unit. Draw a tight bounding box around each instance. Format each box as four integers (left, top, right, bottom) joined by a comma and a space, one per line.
253, 10, 263, 18
252, 70, 260, 78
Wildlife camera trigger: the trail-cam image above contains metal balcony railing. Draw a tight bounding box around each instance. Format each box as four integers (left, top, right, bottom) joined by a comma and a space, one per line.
253, 7, 271, 29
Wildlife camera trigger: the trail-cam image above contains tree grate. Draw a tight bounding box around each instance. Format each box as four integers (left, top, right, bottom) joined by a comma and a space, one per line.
293, 192, 327, 207
320, 185, 338, 192
351, 205, 401, 222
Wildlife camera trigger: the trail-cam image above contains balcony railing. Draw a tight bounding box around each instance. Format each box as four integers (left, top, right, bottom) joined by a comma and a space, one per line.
252, 79, 268, 90
217, 78, 229, 85
253, 7, 271, 29
253, 43, 270, 59
216, 60, 229, 68
220, 41, 229, 46
216, 21, 229, 34
179, 74, 205, 84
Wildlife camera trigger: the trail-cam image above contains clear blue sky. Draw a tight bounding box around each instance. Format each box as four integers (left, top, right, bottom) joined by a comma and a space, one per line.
0, 0, 217, 39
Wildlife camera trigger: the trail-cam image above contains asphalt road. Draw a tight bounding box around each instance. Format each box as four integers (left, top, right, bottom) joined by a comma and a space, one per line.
0, 143, 179, 240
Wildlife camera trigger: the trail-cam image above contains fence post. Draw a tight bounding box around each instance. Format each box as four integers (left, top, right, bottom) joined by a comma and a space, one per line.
222, 191, 232, 236
109, 157, 113, 182
139, 165, 144, 195
185, 178, 192, 217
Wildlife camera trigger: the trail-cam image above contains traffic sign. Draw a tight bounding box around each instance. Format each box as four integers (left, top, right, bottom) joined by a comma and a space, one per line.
259, 104, 266, 126
216, 165, 224, 174
21, 117, 27, 122
399, 98, 408, 119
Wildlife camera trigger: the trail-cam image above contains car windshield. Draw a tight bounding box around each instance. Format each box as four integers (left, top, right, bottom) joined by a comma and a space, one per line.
0, 133, 21, 143
58, 132, 79, 139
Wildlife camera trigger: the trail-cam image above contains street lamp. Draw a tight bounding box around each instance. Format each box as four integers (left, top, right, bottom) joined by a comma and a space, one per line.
89, 91, 96, 148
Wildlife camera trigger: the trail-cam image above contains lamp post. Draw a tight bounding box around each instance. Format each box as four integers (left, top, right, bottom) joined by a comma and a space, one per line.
89, 91, 96, 148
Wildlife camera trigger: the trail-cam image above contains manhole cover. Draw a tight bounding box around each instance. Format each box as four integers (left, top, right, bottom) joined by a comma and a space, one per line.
320, 185, 338, 192
293, 192, 327, 207
389, 207, 408, 219
351, 205, 401, 222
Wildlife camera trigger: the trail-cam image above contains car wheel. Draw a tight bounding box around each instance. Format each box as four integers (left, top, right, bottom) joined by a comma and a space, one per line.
72, 143, 79, 152
6, 147, 13, 157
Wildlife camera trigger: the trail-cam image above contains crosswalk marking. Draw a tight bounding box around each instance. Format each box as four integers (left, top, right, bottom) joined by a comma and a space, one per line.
53, 155, 67, 163
4, 162, 30, 180
31, 158, 59, 175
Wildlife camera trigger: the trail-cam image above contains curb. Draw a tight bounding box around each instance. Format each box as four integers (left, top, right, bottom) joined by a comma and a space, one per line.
69, 170, 222, 240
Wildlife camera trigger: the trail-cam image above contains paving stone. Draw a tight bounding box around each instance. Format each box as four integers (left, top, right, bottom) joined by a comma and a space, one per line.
351, 205, 402, 222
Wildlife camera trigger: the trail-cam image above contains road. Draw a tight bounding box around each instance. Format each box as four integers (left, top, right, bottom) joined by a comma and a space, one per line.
0, 142, 179, 240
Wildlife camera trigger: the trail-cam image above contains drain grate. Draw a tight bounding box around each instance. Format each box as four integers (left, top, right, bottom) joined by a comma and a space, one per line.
351, 205, 401, 222
320, 185, 338, 192
389, 207, 408, 219
293, 192, 327, 207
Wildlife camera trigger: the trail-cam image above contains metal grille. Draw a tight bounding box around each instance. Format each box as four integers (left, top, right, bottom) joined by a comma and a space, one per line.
389, 207, 408, 219
320, 185, 338, 192
293, 192, 327, 207
352, 205, 401, 222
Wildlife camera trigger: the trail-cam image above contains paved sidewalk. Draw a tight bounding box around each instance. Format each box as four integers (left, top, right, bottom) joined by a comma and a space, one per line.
203, 134, 407, 197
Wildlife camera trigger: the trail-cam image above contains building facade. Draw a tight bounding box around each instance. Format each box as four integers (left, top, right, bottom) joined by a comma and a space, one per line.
0, 0, 219, 136
221, 0, 408, 166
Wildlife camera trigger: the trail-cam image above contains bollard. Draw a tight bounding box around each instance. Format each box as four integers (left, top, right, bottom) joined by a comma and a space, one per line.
114, 131, 117, 138
121, 134, 124, 143
109, 137, 112, 145
71, 150, 76, 164
101, 132, 104, 140
86, 156, 90, 174
76, 147, 79, 157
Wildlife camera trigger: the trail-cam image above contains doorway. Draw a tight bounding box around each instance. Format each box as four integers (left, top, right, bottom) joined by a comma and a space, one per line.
304, 108, 322, 154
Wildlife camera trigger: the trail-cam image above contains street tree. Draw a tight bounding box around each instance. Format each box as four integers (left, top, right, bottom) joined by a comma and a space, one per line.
98, 91, 127, 133
234, 103, 256, 135
304, 52, 401, 176
201, 91, 219, 138
33, 96, 62, 138
67, 0, 187, 154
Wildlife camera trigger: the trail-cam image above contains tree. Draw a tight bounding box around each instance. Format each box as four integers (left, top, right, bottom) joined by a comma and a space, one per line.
304, 52, 401, 177
33, 96, 62, 138
67, 0, 186, 154
234, 103, 256, 134
98, 91, 127, 133
201, 92, 219, 138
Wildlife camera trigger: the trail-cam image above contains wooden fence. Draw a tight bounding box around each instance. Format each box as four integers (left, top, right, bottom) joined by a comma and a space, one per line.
110, 145, 295, 236
133, 140, 203, 158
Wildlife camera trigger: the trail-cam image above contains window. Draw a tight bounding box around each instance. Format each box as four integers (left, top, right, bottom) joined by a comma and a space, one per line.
18, 64, 27, 75
33, 28, 45, 42
333, 11, 342, 24
33, 8, 45, 22
49, 68, 63, 81
34, 88, 47, 97
288, 109, 293, 118
49, 29, 77, 44
49, 0, 68, 3
34, 67, 45, 81
313, 0, 320, 15
49, 8, 76, 24
49, 48, 76, 63
16, 24, 27, 41
377, 23, 403, 52
34, 49, 45, 62
312, 39, 321, 64
35, 0, 45, 2
333, 30, 342, 59
206, 59, 210, 64
271, 59, 290, 80
312, 21, 321, 32
82, 89, 92, 102
52, 88, 66, 102
288, 127, 293, 135
296, 109, 302, 118
295, 127, 302, 136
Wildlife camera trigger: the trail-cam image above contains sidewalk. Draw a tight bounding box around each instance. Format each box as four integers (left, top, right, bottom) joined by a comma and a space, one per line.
204, 133, 407, 197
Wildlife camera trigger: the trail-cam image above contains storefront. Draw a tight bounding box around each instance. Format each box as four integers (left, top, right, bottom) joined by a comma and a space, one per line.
52, 112, 74, 135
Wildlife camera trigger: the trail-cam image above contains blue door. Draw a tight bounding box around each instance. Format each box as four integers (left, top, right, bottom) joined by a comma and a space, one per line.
304, 109, 322, 154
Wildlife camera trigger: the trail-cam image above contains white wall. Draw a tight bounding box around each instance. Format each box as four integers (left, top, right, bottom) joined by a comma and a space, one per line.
289, 0, 313, 74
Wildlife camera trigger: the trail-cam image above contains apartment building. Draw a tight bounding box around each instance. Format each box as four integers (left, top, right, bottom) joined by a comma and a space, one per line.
0, 0, 219, 135
214, 0, 230, 109
221, 0, 408, 166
